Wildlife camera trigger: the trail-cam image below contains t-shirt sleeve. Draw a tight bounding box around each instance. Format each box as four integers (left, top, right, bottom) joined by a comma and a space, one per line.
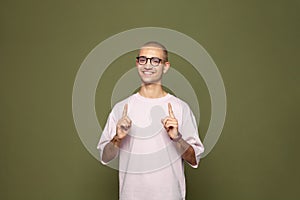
96, 109, 118, 165
179, 102, 204, 168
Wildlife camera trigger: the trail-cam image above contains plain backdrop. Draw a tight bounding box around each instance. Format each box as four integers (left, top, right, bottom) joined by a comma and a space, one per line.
1, 0, 299, 199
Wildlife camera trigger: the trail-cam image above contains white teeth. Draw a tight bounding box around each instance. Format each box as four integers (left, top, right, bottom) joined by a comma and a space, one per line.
143, 71, 153, 75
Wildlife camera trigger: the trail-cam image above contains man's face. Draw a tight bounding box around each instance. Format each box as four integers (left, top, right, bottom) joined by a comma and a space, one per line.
136, 47, 170, 85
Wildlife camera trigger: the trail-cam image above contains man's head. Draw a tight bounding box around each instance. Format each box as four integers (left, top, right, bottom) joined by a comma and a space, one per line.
140, 41, 168, 62
136, 41, 170, 85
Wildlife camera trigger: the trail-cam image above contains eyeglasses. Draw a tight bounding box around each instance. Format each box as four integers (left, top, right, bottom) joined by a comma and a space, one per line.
136, 56, 163, 67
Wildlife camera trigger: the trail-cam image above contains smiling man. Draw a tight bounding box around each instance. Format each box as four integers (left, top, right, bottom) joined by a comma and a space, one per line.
97, 41, 204, 200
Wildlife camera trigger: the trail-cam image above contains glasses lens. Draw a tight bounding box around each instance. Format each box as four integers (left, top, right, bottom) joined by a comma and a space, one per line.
138, 57, 147, 64
151, 57, 161, 66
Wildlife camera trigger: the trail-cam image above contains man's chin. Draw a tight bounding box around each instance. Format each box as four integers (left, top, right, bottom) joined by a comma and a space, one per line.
141, 80, 161, 86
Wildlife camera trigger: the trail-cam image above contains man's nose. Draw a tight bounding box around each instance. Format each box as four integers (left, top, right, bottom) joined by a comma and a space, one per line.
144, 63, 153, 69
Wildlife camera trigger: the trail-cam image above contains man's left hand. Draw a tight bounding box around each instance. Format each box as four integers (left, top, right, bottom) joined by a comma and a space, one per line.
162, 103, 179, 139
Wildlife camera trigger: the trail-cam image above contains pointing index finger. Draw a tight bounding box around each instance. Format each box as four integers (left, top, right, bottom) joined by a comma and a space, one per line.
122, 104, 128, 117
168, 103, 175, 118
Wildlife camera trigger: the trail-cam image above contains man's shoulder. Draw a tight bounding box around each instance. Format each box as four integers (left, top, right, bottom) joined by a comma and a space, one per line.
168, 94, 190, 110
111, 94, 136, 111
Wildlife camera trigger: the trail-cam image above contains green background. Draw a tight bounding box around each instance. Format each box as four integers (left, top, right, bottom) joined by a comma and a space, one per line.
1, 0, 299, 199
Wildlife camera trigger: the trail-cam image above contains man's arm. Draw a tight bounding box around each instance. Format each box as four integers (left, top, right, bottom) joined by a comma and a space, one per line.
162, 103, 198, 166
102, 135, 123, 163
171, 135, 197, 166
101, 104, 131, 163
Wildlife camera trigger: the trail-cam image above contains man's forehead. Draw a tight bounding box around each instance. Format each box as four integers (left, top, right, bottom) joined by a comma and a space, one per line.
139, 46, 164, 54
140, 46, 164, 50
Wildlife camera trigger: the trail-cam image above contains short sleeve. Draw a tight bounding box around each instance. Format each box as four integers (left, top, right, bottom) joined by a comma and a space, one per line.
179, 102, 204, 168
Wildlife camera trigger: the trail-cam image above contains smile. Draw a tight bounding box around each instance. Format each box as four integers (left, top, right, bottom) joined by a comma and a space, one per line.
142, 71, 155, 75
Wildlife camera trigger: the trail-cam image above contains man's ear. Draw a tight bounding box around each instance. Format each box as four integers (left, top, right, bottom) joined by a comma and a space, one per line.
163, 62, 170, 73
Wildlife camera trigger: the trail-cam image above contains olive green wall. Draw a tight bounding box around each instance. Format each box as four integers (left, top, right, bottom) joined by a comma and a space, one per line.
1, 0, 299, 199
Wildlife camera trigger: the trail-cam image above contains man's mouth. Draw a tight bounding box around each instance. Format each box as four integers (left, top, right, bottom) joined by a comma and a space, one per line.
142, 71, 155, 75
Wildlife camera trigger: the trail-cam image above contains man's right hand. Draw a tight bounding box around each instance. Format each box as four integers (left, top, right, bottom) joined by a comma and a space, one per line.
116, 104, 131, 139
103, 104, 131, 160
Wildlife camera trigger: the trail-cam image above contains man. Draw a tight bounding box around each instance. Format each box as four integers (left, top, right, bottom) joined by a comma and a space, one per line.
97, 41, 204, 200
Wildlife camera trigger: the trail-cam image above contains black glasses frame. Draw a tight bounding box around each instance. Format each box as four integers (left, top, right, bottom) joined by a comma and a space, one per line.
136, 56, 163, 67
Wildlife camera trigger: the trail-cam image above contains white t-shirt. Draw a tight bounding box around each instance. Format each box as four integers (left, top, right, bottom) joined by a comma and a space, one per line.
97, 93, 204, 200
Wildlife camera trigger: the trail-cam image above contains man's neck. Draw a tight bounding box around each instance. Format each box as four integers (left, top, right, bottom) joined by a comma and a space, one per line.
138, 83, 167, 98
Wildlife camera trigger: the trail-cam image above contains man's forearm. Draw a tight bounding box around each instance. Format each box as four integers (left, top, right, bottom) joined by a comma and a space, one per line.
173, 138, 197, 166
102, 135, 122, 163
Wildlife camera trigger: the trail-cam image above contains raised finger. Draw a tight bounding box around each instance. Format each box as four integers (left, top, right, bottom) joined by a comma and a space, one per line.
168, 103, 175, 118
122, 104, 128, 117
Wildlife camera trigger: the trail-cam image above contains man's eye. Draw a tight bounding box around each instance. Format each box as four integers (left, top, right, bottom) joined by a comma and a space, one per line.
152, 59, 160, 63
